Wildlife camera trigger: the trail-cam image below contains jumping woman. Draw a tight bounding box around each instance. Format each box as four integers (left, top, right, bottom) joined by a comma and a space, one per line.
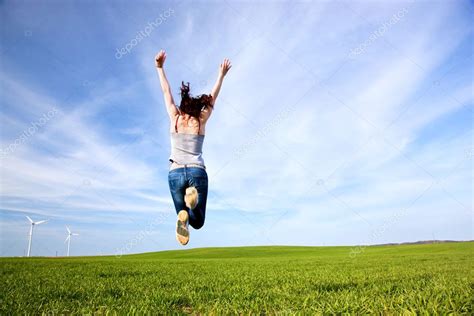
155, 50, 231, 245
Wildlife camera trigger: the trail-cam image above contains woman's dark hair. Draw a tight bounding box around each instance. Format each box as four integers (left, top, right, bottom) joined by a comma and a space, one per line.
179, 81, 213, 118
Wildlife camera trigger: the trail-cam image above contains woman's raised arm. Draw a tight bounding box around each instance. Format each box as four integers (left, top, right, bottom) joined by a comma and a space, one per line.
210, 58, 232, 107
155, 50, 178, 117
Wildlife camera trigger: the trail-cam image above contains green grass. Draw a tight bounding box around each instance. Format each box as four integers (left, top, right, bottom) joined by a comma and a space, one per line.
1, 242, 473, 314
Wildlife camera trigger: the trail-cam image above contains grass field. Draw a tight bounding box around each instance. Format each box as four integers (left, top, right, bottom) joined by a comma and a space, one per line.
1, 242, 472, 314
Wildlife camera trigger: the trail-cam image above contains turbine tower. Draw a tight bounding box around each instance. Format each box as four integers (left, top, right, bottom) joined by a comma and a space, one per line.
26, 216, 48, 257
65, 226, 79, 257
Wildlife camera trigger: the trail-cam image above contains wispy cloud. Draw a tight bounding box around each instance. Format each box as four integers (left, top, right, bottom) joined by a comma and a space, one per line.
1, 0, 472, 256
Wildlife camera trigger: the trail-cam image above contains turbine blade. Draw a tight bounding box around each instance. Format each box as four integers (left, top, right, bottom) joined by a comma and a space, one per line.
72, 233, 79, 236
65, 235, 70, 243
26, 216, 33, 223
66, 226, 71, 234
35, 220, 48, 225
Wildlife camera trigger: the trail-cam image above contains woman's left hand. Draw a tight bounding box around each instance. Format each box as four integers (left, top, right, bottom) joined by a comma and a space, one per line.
155, 49, 166, 68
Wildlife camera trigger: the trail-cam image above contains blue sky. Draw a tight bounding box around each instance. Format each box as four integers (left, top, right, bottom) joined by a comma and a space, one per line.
0, 0, 472, 257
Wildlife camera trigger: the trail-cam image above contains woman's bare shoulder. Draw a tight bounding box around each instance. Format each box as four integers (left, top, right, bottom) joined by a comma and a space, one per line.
200, 106, 213, 121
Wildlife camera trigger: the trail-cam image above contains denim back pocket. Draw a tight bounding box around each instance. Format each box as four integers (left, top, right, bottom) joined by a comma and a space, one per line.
193, 175, 208, 188
168, 173, 183, 191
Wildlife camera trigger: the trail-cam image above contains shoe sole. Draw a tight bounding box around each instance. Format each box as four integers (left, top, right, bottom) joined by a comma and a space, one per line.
176, 210, 189, 245
184, 186, 198, 210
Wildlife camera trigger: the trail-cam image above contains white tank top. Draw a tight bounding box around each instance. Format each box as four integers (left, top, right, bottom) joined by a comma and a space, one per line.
169, 114, 205, 166
169, 132, 205, 166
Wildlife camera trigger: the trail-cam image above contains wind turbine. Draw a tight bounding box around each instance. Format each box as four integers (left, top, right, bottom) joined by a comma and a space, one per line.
26, 216, 48, 257
65, 226, 79, 257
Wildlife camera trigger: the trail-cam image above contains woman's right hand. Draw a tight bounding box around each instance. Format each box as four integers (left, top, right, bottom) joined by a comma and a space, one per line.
219, 58, 232, 77
155, 50, 166, 68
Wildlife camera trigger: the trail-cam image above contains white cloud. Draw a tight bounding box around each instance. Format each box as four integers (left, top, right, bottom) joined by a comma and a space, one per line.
1, 1, 471, 255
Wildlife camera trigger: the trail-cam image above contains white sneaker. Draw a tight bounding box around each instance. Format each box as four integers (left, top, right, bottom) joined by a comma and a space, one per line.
176, 210, 189, 245
184, 186, 198, 210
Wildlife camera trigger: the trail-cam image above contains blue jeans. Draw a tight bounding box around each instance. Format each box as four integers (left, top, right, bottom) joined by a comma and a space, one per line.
168, 166, 208, 229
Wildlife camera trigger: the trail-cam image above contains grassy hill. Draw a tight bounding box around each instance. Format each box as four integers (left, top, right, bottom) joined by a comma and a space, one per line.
1, 242, 472, 314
